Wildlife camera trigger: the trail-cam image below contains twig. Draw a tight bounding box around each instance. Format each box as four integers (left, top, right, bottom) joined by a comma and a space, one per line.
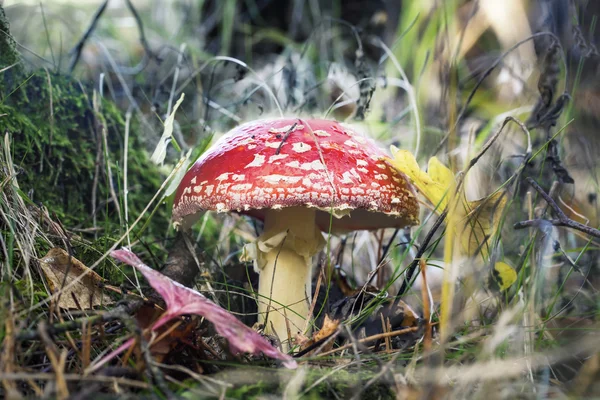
124, 0, 161, 63
16, 300, 143, 342
317, 326, 419, 357
275, 122, 298, 155
68, 0, 109, 73
513, 177, 600, 239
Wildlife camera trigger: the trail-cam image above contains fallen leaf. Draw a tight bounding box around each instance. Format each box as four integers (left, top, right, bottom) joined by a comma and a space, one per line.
459, 190, 508, 258
491, 261, 518, 291
39, 248, 113, 310
388, 148, 516, 290
299, 315, 340, 353
90, 248, 296, 371
389, 147, 451, 211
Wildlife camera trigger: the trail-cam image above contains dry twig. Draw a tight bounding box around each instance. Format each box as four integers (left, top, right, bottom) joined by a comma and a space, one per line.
514, 177, 600, 239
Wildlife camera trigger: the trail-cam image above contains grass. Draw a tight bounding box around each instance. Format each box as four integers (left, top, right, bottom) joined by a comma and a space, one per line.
1, 0, 600, 398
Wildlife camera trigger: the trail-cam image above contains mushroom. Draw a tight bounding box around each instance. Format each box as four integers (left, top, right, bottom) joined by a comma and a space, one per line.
172, 118, 419, 349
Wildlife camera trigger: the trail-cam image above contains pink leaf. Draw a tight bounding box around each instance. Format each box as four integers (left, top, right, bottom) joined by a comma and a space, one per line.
109, 248, 297, 369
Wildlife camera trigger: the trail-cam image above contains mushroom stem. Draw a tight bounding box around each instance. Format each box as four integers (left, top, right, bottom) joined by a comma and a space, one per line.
255, 207, 324, 349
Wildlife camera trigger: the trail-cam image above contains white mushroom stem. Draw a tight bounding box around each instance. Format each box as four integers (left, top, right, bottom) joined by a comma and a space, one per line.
243, 207, 325, 349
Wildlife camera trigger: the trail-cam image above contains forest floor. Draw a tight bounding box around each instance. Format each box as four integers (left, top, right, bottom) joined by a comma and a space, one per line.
1, 1, 600, 399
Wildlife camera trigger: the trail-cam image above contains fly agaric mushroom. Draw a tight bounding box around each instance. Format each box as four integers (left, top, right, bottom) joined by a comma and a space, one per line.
172, 118, 419, 349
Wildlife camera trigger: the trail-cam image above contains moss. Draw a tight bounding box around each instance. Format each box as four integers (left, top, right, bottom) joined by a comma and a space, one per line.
0, 73, 169, 293
0, 5, 23, 83
218, 366, 395, 399
1, 71, 167, 241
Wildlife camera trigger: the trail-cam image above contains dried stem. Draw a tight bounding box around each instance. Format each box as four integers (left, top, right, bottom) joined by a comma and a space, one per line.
513, 177, 600, 239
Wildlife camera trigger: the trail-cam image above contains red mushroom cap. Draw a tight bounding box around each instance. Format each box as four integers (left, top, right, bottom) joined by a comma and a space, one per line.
173, 118, 419, 231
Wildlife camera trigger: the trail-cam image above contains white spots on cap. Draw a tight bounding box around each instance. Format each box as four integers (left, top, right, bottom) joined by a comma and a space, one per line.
247, 144, 257, 150
215, 203, 227, 212
370, 154, 381, 161
216, 172, 230, 181
285, 159, 324, 171
231, 183, 253, 191
265, 141, 282, 149
300, 160, 325, 171
183, 186, 192, 195
190, 176, 197, 185
341, 168, 362, 184
239, 137, 255, 145
200, 180, 208, 185
205, 184, 215, 196
350, 168, 362, 181
313, 129, 330, 137
193, 185, 202, 193
268, 124, 304, 134
231, 174, 245, 181
340, 171, 353, 184
391, 197, 401, 204
292, 142, 311, 153
353, 136, 367, 144
371, 182, 380, 188
268, 154, 289, 163
356, 159, 369, 167
341, 187, 350, 195
357, 167, 369, 174
351, 187, 365, 195
245, 154, 266, 168
374, 173, 387, 181
302, 177, 313, 187
376, 163, 387, 170
344, 139, 359, 148
217, 182, 232, 193
263, 174, 303, 185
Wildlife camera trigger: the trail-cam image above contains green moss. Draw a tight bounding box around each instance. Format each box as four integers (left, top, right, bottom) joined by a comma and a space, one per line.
0, 5, 23, 83
1, 71, 167, 239
215, 366, 394, 399
0, 70, 169, 291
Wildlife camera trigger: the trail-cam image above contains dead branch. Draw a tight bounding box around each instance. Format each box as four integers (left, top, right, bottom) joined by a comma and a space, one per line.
513, 177, 600, 239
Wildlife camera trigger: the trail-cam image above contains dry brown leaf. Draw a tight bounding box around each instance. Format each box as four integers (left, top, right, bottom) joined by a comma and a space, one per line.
314, 315, 340, 342
39, 248, 113, 310
393, 300, 420, 328
299, 315, 340, 353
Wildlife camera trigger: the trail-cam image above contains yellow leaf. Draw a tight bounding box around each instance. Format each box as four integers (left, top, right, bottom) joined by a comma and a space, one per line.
39, 248, 113, 310
492, 261, 517, 291
460, 191, 508, 258
387, 149, 516, 291
389, 146, 452, 211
